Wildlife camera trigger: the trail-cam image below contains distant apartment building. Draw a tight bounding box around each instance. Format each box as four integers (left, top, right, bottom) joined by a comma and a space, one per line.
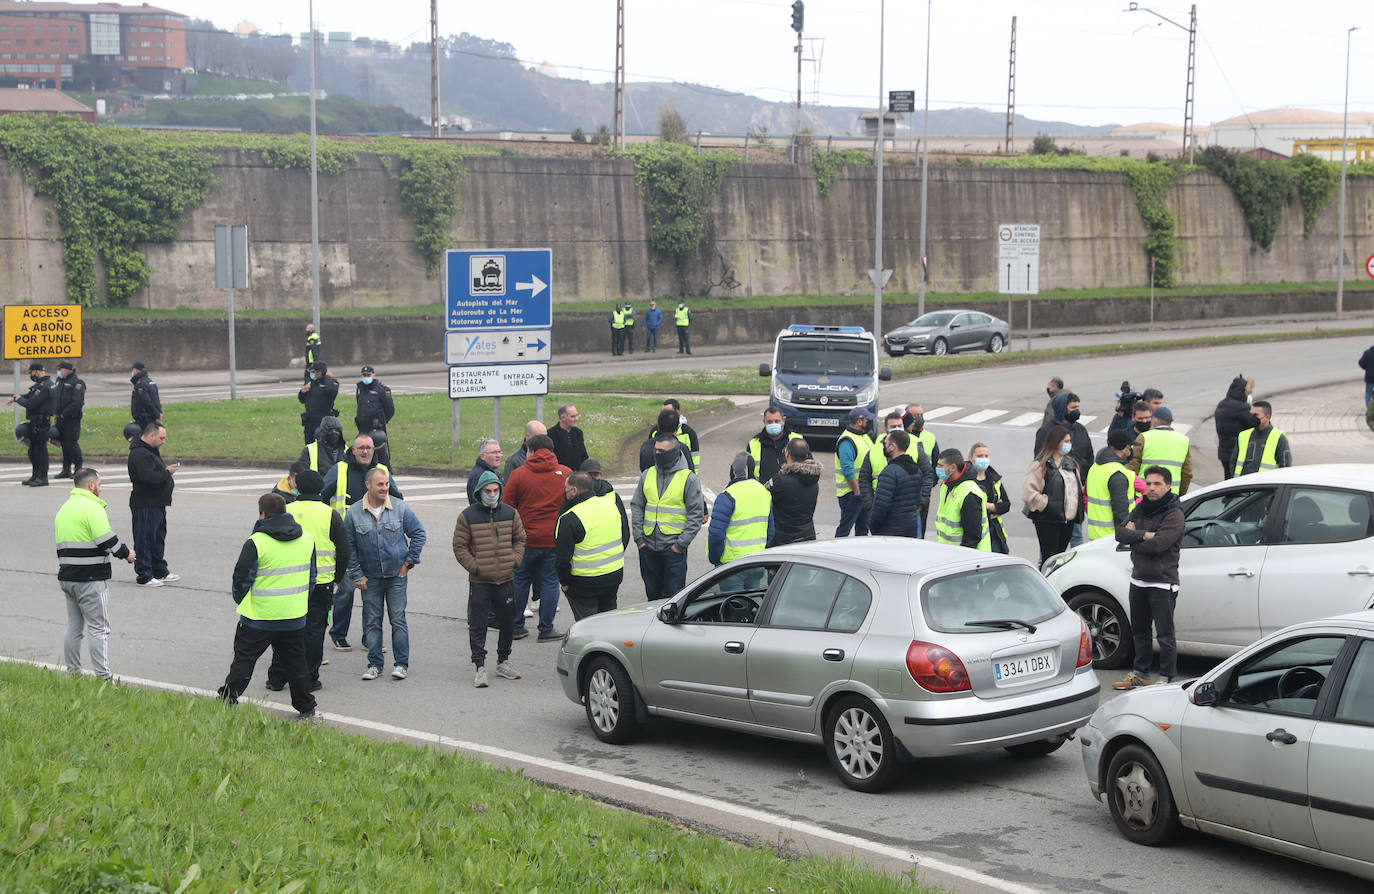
0, 0, 187, 92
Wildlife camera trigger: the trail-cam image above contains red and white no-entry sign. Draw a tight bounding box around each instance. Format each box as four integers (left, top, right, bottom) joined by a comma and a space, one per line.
1366, 253, 1374, 279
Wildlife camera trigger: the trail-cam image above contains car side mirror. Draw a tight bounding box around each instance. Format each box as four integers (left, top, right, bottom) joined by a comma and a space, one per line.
948, 322, 959, 329
1192, 681, 1218, 707
879, 367, 892, 381
758, 363, 771, 377
657, 602, 681, 624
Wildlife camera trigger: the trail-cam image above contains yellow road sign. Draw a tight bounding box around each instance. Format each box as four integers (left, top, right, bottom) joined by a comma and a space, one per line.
3, 304, 83, 360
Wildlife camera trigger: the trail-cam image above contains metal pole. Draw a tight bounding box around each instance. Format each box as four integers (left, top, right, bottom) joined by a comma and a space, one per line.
451, 399, 461, 449
916, 0, 931, 315
430, 0, 440, 138
872, 0, 885, 338
1336, 26, 1358, 320
795, 28, 803, 143
536, 395, 544, 423
1026, 295, 1032, 352
308, 0, 320, 332
11, 361, 19, 428
227, 288, 238, 400
494, 396, 502, 444
1185, 5, 1196, 165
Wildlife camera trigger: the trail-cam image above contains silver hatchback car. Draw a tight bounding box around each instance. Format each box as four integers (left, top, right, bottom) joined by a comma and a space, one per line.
557, 539, 1100, 791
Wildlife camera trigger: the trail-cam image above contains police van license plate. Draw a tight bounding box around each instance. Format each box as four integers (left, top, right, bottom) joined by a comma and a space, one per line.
807, 417, 841, 427
993, 650, 1056, 685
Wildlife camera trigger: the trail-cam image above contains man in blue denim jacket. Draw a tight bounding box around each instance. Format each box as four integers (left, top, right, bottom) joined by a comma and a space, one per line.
345, 467, 426, 682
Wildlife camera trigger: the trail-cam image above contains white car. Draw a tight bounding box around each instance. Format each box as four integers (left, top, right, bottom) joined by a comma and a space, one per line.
1043, 465, 1374, 668
1080, 610, 1374, 882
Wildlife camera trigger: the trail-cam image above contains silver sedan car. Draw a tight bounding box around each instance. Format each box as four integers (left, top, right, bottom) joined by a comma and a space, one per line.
1081, 611, 1374, 881
557, 539, 1100, 792
883, 310, 1010, 357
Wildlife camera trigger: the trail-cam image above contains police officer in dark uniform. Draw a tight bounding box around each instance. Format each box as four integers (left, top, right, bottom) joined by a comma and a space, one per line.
354, 365, 395, 465
129, 361, 162, 428
8, 361, 54, 486
304, 323, 323, 383
51, 359, 85, 478
297, 361, 339, 444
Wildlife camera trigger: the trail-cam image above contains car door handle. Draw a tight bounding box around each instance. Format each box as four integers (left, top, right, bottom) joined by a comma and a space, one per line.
723, 641, 744, 654
1266, 728, 1298, 745
822, 648, 845, 661
1227, 569, 1255, 577
1347, 567, 1374, 576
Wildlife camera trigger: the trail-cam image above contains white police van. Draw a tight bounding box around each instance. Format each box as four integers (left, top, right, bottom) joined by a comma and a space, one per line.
758, 325, 891, 446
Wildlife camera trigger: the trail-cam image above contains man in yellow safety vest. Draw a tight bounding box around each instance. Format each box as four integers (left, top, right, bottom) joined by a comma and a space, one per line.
1231, 400, 1291, 477
631, 433, 705, 599
1129, 407, 1192, 495
556, 472, 631, 619
709, 454, 774, 565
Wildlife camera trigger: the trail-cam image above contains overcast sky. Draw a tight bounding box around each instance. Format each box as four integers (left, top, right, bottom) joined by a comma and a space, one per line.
175, 0, 1369, 127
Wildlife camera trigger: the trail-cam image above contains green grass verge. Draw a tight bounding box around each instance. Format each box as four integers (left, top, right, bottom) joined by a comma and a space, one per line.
73, 279, 1374, 321
1, 663, 931, 892
0, 393, 728, 476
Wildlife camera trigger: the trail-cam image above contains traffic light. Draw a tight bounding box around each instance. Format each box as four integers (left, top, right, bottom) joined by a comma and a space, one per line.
791, 1, 804, 33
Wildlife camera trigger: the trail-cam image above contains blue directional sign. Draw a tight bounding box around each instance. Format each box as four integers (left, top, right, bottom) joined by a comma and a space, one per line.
445, 248, 552, 330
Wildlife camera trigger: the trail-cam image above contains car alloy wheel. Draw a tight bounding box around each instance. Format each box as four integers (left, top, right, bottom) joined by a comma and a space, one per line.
1106, 744, 1180, 845
1069, 590, 1131, 669
825, 696, 900, 792
583, 656, 640, 744
932, 337, 949, 357
987, 334, 1004, 354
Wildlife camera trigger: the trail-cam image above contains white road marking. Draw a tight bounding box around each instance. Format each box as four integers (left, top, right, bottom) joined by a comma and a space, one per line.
1003, 412, 1043, 427
0, 654, 1044, 894
921, 406, 963, 420
1077, 415, 1097, 427
956, 409, 1008, 425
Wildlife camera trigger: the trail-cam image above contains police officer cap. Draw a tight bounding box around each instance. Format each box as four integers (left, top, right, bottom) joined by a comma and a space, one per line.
131, 361, 147, 371
27, 361, 43, 371
295, 469, 325, 495
57, 360, 74, 371
360, 365, 375, 376
122, 421, 144, 442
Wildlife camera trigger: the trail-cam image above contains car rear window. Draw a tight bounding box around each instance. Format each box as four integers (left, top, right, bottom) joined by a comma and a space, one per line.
920, 564, 1065, 634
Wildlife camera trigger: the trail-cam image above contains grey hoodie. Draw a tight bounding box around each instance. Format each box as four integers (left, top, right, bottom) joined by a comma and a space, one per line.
631, 450, 704, 551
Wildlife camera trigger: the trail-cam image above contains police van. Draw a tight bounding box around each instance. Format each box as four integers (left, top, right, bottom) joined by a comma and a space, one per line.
758, 325, 891, 445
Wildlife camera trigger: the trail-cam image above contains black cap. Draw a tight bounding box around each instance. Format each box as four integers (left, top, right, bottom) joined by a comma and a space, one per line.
580, 458, 603, 473
361, 365, 375, 376
295, 469, 325, 495
1152, 406, 1174, 423
27, 361, 43, 371
131, 361, 147, 371
57, 360, 74, 371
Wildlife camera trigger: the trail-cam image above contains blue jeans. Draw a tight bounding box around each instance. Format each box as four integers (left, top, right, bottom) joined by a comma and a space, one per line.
361, 575, 409, 671
638, 545, 687, 600
1069, 520, 1084, 548
329, 573, 354, 640
835, 492, 869, 537
130, 505, 169, 583
1365, 381, 1372, 405
513, 547, 560, 634
645, 327, 659, 351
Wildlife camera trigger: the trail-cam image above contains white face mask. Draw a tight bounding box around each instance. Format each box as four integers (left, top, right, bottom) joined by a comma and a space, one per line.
481, 491, 500, 508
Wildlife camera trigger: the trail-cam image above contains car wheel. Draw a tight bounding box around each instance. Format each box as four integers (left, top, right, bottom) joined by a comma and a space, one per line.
1004, 735, 1067, 758
1069, 590, 1132, 669
1106, 744, 1180, 846
825, 695, 901, 792
987, 334, 1004, 354
582, 656, 640, 745
932, 337, 948, 357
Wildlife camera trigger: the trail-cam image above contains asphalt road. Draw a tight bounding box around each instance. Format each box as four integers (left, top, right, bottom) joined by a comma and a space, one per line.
4, 334, 1372, 893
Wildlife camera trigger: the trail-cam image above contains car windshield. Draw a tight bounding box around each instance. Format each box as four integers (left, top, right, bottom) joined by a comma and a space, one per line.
908, 312, 955, 327
921, 565, 1064, 633
776, 338, 875, 376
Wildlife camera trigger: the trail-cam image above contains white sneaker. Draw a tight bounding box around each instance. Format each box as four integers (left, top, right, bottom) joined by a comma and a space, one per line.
524, 607, 535, 618
361, 666, 381, 681
391, 666, 408, 680
157, 573, 182, 583
473, 667, 489, 688
137, 578, 163, 587
495, 662, 521, 680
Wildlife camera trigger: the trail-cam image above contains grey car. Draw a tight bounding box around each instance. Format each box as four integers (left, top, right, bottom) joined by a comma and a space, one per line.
884, 310, 1010, 357
557, 539, 1100, 792
1081, 610, 1374, 881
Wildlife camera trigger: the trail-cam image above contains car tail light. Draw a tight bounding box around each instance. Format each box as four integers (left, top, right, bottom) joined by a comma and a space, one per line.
1076, 616, 1093, 668
906, 641, 971, 693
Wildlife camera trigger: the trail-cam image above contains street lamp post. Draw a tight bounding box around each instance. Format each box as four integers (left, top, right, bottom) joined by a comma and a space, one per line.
870, 0, 888, 339
1124, 3, 1197, 164
1336, 26, 1358, 320
916, 0, 931, 317
307, 0, 320, 332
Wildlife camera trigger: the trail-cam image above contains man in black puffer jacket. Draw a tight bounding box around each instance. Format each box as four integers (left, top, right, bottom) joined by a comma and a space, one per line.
1213, 375, 1256, 480
768, 439, 821, 546
868, 430, 926, 538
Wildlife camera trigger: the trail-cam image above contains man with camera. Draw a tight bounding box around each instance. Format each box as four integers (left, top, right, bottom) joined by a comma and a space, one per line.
1107, 381, 1141, 440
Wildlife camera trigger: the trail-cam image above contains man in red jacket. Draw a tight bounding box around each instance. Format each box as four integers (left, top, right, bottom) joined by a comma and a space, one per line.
502, 434, 570, 641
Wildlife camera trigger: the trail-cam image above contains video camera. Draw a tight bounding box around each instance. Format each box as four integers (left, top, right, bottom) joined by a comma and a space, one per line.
1115, 380, 1142, 417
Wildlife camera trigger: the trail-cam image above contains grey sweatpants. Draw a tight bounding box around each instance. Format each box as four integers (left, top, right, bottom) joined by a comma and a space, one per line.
61, 579, 111, 679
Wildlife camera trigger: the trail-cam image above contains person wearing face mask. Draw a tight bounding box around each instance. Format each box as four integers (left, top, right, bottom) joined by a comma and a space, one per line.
304, 323, 323, 383
708, 453, 775, 565
674, 300, 692, 354
868, 430, 926, 538
1035, 391, 1093, 545
1041, 377, 1066, 428
271, 461, 308, 504
860, 412, 932, 521
128, 361, 162, 429
453, 470, 526, 688
835, 407, 876, 538
8, 361, 54, 486
297, 361, 339, 445
51, 360, 85, 479
1231, 400, 1290, 477
297, 416, 348, 473
354, 365, 395, 461
1130, 400, 1152, 437
903, 404, 939, 536
622, 302, 636, 355
1112, 466, 1185, 690
1128, 407, 1191, 495
1022, 425, 1082, 564
1085, 430, 1137, 542
632, 433, 705, 600
640, 407, 696, 472
968, 442, 1010, 554
656, 398, 700, 468
767, 438, 821, 546
933, 448, 990, 550
746, 406, 792, 484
